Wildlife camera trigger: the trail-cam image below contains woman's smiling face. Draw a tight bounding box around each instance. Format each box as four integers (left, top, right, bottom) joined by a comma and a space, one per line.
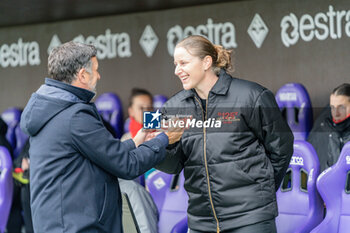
173, 46, 207, 91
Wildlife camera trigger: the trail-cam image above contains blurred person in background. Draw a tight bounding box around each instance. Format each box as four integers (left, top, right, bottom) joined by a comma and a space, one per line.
121, 88, 153, 140
308, 83, 350, 171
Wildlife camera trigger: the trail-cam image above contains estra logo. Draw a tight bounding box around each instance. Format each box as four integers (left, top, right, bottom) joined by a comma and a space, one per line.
167, 18, 237, 56
281, 5, 350, 47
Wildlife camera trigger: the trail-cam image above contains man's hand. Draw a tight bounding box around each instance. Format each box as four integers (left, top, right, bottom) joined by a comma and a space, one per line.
165, 130, 184, 144
163, 117, 185, 144
133, 129, 148, 147
21, 158, 30, 171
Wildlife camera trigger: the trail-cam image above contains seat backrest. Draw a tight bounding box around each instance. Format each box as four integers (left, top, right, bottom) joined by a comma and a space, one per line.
311, 141, 350, 233
13, 125, 29, 159
275, 83, 313, 140
146, 170, 188, 233
1, 107, 22, 149
0, 146, 13, 232
276, 140, 323, 233
95, 93, 124, 139
153, 95, 168, 110
170, 216, 188, 233
158, 171, 188, 233
146, 170, 173, 214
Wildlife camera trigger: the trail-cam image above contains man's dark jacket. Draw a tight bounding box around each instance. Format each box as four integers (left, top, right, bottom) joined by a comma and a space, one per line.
20, 78, 168, 233
156, 70, 294, 232
308, 106, 350, 171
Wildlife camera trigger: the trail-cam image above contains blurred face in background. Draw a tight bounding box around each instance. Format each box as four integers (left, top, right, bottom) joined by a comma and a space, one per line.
330, 94, 350, 122
128, 95, 153, 123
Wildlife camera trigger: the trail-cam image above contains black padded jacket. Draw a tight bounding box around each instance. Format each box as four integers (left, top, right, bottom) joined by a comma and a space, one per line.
156, 70, 294, 232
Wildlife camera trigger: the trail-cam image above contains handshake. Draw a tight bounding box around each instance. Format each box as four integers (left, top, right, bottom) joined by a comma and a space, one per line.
132, 117, 186, 147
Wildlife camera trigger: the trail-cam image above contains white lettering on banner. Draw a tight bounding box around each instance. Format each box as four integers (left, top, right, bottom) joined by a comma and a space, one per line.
47, 29, 132, 59
290, 156, 304, 166
0, 38, 40, 68
167, 18, 237, 55
281, 5, 350, 47
73, 29, 131, 59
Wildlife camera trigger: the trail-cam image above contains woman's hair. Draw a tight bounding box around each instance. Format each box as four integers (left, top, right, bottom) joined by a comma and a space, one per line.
176, 35, 234, 75
332, 83, 350, 99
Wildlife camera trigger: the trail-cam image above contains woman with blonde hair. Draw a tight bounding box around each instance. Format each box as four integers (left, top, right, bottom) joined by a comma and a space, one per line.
157, 35, 294, 233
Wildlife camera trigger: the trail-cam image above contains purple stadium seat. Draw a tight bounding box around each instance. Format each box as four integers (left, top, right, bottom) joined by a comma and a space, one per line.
95, 93, 124, 139
1, 107, 22, 150
0, 146, 13, 233
146, 170, 173, 214
276, 140, 323, 233
13, 125, 28, 158
276, 83, 313, 141
153, 95, 168, 110
170, 216, 188, 233
158, 172, 188, 233
311, 141, 350, 233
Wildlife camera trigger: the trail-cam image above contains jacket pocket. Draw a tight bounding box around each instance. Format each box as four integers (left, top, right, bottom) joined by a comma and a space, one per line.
232, 161, 257, 184
98, 182, 114, 225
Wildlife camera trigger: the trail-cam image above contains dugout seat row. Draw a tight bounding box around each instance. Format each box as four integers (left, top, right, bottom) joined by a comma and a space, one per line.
277, 140, 350, 233
276, 83, 350, 232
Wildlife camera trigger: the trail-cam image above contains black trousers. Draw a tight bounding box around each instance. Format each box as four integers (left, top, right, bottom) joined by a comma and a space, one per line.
21, 183, 34, 233
189, 218, 277, 233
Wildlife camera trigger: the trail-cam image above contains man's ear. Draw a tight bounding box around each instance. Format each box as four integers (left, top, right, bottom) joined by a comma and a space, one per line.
77, 68, 87, 84
203, 55, 213, 71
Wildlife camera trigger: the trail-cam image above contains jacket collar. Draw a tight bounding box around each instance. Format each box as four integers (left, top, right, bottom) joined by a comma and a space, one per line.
210, 69, 232, 95
45, 78, 95, 103
179, 69, 232, 101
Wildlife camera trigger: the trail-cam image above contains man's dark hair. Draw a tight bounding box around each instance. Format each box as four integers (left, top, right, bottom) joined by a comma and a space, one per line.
48, 41, 97, 84
128, 88, 153, 107
332, 83, 350, 100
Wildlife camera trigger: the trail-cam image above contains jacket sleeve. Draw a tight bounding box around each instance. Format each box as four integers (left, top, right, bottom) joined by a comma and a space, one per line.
155, 141, 185, 174
70, 106, 169, 180
248, 89, 294, 191
154, 103, 186, 174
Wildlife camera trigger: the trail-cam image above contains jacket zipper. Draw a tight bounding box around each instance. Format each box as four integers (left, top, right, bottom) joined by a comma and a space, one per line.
194, 96, 220, 233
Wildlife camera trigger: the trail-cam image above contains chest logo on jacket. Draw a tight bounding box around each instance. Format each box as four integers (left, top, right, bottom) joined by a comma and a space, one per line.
217, 111, 240, 124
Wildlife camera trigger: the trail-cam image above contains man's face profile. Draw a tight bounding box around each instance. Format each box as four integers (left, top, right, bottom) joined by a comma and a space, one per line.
85, 57, 100, 93
330, 94, 350, 122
